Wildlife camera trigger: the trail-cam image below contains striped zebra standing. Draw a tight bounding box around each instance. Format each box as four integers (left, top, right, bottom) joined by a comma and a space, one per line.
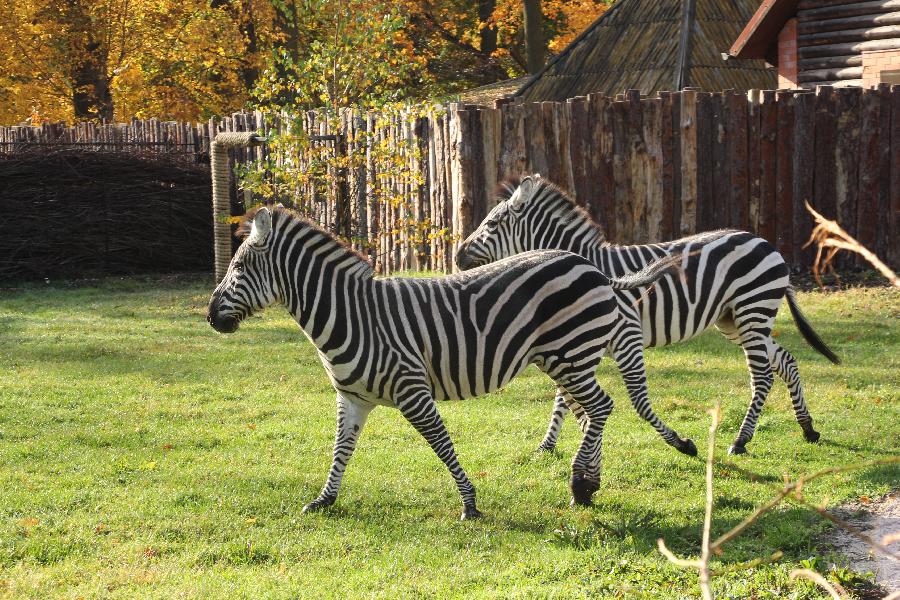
207, 206, 680, 518
455, 175, 840, 456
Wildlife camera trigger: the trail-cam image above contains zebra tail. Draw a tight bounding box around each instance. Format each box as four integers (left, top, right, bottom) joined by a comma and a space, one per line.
785, 286, 841, 364
609, 253, 683, 291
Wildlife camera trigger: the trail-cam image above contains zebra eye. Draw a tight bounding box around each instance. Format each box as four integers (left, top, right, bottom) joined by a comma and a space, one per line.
486, 219, 498, 229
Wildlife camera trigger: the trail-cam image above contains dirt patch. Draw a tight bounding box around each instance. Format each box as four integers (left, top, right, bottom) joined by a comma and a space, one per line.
821, 491, 900, 595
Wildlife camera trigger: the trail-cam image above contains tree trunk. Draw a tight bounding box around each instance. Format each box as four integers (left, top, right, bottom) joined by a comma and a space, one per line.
71, 42, 113, 120
239, 0, 260, 92
523, 0, 545, 74
479, 0, 497, 54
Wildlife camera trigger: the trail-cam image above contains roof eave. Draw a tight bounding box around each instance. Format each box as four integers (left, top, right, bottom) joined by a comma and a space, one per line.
728, 0, 799, 60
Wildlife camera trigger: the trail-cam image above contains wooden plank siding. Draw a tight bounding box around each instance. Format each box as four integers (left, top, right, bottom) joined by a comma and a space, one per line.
2, 87, 898, 274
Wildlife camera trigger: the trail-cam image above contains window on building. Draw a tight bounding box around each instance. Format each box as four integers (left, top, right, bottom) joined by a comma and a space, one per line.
882, 69, 900, 85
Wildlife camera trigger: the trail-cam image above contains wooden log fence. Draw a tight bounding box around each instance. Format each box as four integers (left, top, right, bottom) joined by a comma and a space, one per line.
2, 85, 898, 275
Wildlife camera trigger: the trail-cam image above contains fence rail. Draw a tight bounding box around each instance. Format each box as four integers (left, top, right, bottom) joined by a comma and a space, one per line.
3, 85, 898, 276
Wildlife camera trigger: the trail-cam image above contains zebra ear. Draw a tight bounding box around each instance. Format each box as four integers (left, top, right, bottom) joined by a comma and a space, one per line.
510, 176, 534, 210
248, 207, 272, 245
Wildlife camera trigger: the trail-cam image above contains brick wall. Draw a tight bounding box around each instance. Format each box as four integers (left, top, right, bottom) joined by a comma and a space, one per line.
861, 49, 900, 87
777, 18, 799, 89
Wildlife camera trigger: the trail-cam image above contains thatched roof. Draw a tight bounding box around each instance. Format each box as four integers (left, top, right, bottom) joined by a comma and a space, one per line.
515, 0, 775, 102
457, 76, 529, 106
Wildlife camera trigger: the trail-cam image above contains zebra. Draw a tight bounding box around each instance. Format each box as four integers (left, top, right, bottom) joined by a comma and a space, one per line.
206, 206, 680, 519
455, 175, 840, 456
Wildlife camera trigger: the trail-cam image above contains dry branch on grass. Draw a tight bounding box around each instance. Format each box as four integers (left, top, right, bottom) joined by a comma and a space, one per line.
656, 403, 900, 599
804, 201, 899, 289
790, 568, 847, 599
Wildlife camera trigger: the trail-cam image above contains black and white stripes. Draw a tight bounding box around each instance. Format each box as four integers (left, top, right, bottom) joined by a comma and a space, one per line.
456, 175, 840, 455
207, 206, 679, 517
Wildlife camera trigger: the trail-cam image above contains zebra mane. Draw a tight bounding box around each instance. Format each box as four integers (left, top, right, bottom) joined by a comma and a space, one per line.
237, 206, 375, 276
497, 174, 607, 244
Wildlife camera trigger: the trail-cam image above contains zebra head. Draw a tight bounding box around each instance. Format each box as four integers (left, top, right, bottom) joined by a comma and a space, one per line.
455, 175, 539, 270
207, 207, 281, 334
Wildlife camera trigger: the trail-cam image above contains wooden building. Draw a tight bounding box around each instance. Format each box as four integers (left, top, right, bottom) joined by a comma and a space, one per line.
728, 0, 900, 89
513, 0, 775, 102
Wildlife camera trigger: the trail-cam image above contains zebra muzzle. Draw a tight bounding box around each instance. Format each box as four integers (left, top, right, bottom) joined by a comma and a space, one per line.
455, 246, 477, 270
207, 297, 240, 334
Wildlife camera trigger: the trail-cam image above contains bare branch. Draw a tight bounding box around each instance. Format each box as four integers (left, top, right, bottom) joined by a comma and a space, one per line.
714, 456, 900, 563
656, 538, 702, 569
698, 404, 720, 600
657, 402, 719, 599
789, 569, 846, 599
804, 201, 899, 288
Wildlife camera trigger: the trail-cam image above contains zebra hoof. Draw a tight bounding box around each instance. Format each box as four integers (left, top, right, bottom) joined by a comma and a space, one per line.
461, 506, 483, 520
536, 442, 557, 453
570, 474, 599, 506
728, 443, 748, 456
677, 438, 698, 457
802, 428, 821, 443
301, 495, 336, 514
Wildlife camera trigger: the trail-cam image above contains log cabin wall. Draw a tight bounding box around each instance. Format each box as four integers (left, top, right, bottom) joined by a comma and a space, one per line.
795, 0, 900, 88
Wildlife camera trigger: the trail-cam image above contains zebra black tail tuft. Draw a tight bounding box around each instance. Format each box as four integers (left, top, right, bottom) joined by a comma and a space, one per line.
785, 287, 841, 365
609, 253, 683, 291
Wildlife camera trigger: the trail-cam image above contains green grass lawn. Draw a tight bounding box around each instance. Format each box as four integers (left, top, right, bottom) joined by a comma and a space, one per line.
0, 275, 897, 599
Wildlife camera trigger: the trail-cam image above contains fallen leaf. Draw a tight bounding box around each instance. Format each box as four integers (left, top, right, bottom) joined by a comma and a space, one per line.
161, 443, 173, 451
860, 495, 871, 504
246, 517, 257, 525
20, 517, 39, 528
247, 423, 256, 430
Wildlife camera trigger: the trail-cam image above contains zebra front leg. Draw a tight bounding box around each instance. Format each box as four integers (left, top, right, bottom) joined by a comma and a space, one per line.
730, 334, 776, 455
612, 337, 697, 457
559, 375, 614, 506
537, 388, 569, 451
771, 342, 820, 443
303, 393, 374, 513
397, 388, 480, 520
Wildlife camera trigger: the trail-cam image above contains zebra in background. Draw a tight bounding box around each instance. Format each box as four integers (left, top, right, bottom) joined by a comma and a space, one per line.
455, 175, 840, 456
207, 206, 681, 518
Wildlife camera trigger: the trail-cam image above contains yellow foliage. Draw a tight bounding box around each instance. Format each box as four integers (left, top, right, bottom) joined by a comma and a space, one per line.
0, 0, 273, 124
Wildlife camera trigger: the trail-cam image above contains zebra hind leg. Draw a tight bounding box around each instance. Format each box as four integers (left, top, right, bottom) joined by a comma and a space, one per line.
397, 388, 481, 520
612, 337, 697, 457
537, 388, 569, 452
303, 393, 374, 513
557, 375, 615, 506
771, 342, 820, 443
730, 332, 776, 455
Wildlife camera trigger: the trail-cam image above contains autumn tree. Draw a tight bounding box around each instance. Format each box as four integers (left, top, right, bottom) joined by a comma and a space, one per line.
0, 0, 273, 123
0, 0, 610, 124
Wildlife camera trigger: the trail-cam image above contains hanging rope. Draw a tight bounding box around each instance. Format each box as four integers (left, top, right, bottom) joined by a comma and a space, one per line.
211, 132, 265, 281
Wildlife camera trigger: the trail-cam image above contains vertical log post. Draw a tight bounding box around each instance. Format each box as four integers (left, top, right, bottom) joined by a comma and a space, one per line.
679, 89, 698, 236
210, 131, 265, 281
758, 90, 778, 245
775, 91, 795, 263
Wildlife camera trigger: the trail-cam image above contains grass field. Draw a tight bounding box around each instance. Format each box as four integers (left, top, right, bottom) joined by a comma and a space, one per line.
0, 275, 897, 599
